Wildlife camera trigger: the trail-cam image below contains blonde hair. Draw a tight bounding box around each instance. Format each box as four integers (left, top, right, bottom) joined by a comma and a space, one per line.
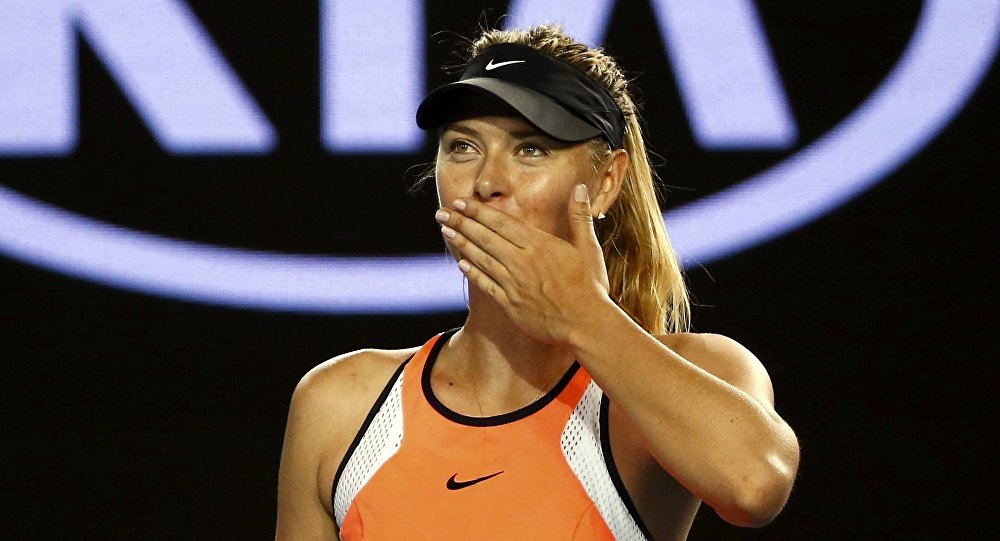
464, 24, 691, 334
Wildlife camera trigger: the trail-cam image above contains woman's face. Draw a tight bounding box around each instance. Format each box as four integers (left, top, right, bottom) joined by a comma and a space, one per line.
435, 115, 600, 243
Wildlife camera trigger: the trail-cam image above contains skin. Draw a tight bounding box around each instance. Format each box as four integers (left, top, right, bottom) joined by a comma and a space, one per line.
274, 115, 800, 541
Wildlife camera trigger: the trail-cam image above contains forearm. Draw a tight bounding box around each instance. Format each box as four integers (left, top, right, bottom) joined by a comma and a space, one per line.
566, 299, 799, 525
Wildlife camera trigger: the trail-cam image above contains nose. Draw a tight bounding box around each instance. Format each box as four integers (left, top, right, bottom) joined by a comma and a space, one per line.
473, 154, 509, 201
474, 177, 502, 200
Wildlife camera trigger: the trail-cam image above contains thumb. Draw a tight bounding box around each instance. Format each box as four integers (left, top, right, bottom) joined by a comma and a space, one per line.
570, 184, 598, 245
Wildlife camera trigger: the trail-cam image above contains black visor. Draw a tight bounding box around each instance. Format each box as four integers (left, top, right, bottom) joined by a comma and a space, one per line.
416, 43, 625, 148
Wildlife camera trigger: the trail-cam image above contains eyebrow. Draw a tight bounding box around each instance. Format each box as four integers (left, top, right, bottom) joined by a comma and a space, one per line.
444, 125, 482, 138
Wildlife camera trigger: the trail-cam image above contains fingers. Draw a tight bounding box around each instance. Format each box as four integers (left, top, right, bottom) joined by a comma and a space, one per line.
456, 258, 508, 304
436, 209, 511, 303
570, 184, 601, 248
436, 199, 534, 303
439, 222, 512, 286
435, 200, 527, 270
440, 200, 529, 250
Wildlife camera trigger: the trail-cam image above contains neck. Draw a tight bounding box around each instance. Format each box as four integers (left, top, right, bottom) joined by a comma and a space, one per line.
445, 289, 575, 407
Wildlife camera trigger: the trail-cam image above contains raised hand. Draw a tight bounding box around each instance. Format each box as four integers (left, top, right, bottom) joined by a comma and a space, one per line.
435, 184, 613, 346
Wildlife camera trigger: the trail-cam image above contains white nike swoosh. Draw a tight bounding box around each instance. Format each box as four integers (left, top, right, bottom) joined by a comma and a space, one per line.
485, 59, 526, 71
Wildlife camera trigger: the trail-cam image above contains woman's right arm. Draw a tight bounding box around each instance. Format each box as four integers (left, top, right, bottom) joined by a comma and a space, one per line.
274, 350, 413, 541
275, 361, 343, 541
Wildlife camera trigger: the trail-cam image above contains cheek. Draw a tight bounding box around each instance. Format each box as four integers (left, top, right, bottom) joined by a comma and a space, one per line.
434, 163, 467, 204
534, 162, 599, 237
512, 181, 574, 236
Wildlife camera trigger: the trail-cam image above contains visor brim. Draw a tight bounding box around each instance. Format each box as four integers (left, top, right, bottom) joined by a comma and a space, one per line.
416, 78, 602, 143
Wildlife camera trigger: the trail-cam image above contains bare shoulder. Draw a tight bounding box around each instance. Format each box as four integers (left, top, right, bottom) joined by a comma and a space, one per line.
290, 346, 418, 436
657, 332, 775, 406
286, 346, 420, 475
276, 346, 418, 539
296, 346, 417, 399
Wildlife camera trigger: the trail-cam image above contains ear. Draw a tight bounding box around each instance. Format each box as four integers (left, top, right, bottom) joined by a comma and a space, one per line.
592, 149, 628, 217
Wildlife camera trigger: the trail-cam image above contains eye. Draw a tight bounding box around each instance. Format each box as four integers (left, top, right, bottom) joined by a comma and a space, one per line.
443, 138, 479, 162
517, 143, 549, 157
448, 139, 475, 154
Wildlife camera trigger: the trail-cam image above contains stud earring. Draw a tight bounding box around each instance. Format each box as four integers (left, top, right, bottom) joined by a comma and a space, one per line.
597, 212, 606, 220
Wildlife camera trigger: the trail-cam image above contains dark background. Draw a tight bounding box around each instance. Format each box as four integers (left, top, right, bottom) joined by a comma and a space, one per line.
1, 2, 996, 539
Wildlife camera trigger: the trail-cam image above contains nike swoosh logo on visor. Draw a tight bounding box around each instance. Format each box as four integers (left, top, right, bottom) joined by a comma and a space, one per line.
446, 471, 504, 490
485, 59, 526, 70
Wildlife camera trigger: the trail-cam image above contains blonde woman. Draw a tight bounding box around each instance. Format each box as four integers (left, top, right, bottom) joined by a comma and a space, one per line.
276, 25, 799, 541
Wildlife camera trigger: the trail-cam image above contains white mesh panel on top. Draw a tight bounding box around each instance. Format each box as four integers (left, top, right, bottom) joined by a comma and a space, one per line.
561, 381, 647, 541
333, 370, 405, 526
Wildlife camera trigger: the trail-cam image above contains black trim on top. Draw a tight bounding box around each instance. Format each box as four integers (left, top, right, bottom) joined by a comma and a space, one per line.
600, 394, 654, 540
422, 328, 581, 427
330, 355, 412, 513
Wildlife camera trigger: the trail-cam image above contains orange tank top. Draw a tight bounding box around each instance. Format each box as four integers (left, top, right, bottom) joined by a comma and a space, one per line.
332, 329, 651, 540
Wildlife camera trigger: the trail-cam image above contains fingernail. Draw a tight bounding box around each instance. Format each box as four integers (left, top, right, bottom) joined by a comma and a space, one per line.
574, 184, 588, 203
452, 199, 467, 211
441, 225, 457, 239
435, 209, 450, 223
458, 260, 472, 272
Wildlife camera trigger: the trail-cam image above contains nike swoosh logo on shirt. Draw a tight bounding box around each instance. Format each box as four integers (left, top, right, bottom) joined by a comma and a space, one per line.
485, 59, 526, 70
446, 471, 504, 490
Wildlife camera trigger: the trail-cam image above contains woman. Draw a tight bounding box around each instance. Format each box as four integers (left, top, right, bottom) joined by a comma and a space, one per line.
275, 25, 799, 541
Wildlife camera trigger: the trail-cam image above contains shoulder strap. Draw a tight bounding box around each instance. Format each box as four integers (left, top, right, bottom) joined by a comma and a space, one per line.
561, 382, 651, 540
